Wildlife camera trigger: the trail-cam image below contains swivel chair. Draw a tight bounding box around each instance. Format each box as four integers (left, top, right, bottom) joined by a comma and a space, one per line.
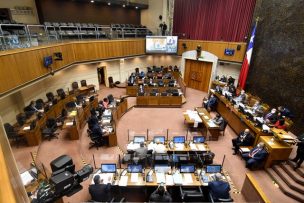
4, 123, 23, 147
208, 192, 233, 203
179, 186, 204, 202
42, 118, 59, 141
80, 80, 87, 87
72, 82, 79, 90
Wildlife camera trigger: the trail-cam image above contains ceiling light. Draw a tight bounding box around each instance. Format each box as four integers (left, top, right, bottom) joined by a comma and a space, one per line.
122, 4, 126, 7
90, 0, 94, 3
108, 2, 111, 5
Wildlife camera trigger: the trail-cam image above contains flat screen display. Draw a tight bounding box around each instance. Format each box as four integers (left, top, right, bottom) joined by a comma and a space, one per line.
101, 164, 116, 173
173, 136, 185, 143
206, 165, 222, 173
193, 136, 205, 143
133, 136, 145, 143
180, 164, 195, 173
153, 136, 165, 144
154, 164, 171, 173
146, 36, 178, 54
127, 164, 142, 173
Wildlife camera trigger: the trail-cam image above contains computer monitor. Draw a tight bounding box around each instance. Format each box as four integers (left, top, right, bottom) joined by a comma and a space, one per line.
154, 136, 165, 144
206, 165, 222, 173
154, 164, 171, 173
127, 164, 142, 173
180, 164, 195, 173
193, 136, 205, 143
101, 164, 116, 173
173, 136, 185, 143
239, 104, 246, 114
133, 136, 145, 143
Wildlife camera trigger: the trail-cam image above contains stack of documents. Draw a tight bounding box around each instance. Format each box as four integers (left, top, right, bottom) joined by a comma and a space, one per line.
190, 143, 197, 150
20, 171, 34, 186
173, 173, 183, 185
208, 121, 217, 127
175, 143, 184, 150
119, 176, 128, 186
127, 143, 140, 150
156, 172, 166, 184
130, 173, 139, 182
165, 175, 174, 185
183, 174, 193, 184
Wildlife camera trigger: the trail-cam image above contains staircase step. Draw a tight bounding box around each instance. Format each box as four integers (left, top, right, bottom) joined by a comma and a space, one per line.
273, 165, 304, 194
266, 168, 304, 203
280, 163, 304, 185
287, 160, 304, 178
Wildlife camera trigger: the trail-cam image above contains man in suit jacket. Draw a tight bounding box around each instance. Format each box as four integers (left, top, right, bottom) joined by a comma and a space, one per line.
208, 173, 231, 201
204, 94, 217, 111
235, 90, 246, 103
264, 108, 278, 124
89, 175, 112, 202
149, 184, 172, 202
212, 113, 225, 131
232, 129, 254, 155
242, 142, 268, 169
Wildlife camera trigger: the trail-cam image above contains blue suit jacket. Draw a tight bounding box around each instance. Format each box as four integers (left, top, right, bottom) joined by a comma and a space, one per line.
250, 147, 268, 161
208, 180, 230, 200
207, 97, 217, 108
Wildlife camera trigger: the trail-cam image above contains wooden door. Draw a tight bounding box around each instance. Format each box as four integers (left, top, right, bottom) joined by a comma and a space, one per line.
184, 59, 212, 92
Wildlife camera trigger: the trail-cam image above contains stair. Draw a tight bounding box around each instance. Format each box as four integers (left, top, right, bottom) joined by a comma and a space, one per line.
266, 164, 304, 203
287, 160, 304, 178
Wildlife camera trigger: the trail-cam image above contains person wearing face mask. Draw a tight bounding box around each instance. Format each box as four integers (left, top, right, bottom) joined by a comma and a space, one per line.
235, 90, 246, 103
242, 142, 268, 169
232, 129, 254, 155
264, 108, 278, 124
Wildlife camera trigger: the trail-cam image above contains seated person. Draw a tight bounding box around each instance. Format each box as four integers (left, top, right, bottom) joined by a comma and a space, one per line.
211, 113, 225, 130
134, 142, 148, 163
89, 175, 112, 202
96, 103, 105, 120
278, 106, 293, 118
139, 71, 145, 78
88, 109, 99, 130
203, 94, 217, 111
103, 98, 109, 109
219, 75, 227, 82
26, 101, 44, 113
251, 101, 264, 116
232, 129, 254, 155
90, 123, 104, 138
149, 141, 167, 154
234, 90, 246, 103
274, 118, 287, 130
228, 84, 237, 97
214, 85, 222, 94
264, 108, 278, 124
227, 76, 235, 86
149, 184, 172, 202
208, 173, 231, 201
242, 142, 268, 169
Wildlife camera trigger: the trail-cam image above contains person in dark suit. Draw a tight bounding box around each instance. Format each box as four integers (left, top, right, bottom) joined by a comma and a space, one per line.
134, 142, 148, 163
204, 94, 217, 112
212, 113, 225, 130
264, 108, 278, 124
208, 173, 231, 201
88, 109, 99, 130
278, 106, 293, 118
242, 142, 268, 169
89, 175, 112, 202
235, 90, 246, 103
149, 184, 172, 202
291, 137, 304, 169
232, 129, 254, 155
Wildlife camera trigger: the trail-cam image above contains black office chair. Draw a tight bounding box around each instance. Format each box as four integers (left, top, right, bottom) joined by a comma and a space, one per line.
179, 186, 204, 202
72, 82, 79, 90
4, 123, 23, 147
16, 113, 26, 126
220, 120, 228, 136
57, 88, 66, 99
87, 128, 104, 149
23, 106, 35, 118
35, 99, 44, 110
208, 192, 233, 203
42, 118, 59, 141
65, 101, 76, 109
80, 80, 87, 87
46, 92, 55, 102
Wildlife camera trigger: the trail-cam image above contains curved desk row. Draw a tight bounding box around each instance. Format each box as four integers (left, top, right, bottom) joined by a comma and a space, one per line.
136, 95, 182, 107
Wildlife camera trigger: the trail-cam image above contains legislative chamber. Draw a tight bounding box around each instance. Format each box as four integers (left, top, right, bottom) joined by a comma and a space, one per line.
0, 0, 303, 203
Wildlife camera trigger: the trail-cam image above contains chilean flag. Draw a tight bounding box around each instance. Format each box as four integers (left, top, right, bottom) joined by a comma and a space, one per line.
238, 24, 257, 89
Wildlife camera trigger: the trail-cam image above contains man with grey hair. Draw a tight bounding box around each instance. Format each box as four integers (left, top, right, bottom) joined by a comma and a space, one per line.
89, 175, 112, 202
242, 142, 268, 169
134, 142, 148, 163
208, 173, 231, 201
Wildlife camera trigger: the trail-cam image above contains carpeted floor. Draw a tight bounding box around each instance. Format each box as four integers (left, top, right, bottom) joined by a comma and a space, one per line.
11, 85, 299, 202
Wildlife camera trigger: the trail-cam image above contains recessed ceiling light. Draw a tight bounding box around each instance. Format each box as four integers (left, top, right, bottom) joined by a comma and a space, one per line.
122, 4, 126, 7
135, 6, 138, 9
108, 2, 111, 5
90, 0, 94, 3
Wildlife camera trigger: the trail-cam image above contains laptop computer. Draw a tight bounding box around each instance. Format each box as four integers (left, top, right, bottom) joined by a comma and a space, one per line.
206, 165, 222, 173
154, 164, 171, 173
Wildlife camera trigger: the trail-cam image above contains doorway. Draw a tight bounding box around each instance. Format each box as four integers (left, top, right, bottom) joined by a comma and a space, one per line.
97, 66, 106, 86
184, 59, 212, 92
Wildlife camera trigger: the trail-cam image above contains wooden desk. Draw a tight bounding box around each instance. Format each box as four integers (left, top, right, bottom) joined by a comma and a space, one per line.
258, 136, 292, 168
18, 124, 41, 146
213, 92, 271, 144
63, 119, 79, 140
137, 96, 182, 107
271, 128, 295, 144
211, 80, 227, 89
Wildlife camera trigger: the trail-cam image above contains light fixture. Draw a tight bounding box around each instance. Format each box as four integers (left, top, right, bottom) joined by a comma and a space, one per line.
108, 2, 111, 5
122, 4, 126, 7
90, 0, 94, 3
135, 6, 138, 9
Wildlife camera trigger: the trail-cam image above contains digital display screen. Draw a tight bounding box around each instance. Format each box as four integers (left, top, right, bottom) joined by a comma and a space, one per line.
101, 164, 116, 173
173, 136, 185, 143
154, 164, 171, 173
133, 136, 145, 143
146, 36, 178, 54
154, 136, 165, 144
206, 165, 222, 173
193, 136, 205, 143
180, 165, 195, 173
127, 164, 142, 173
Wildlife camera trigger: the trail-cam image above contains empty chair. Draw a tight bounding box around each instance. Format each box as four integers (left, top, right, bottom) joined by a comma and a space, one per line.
72, 82, 79, 90
42, 118, 59, 141
56, 88, 66, 99
46, 92, 55, 102
35, 99, 44, 110
80, 80, 87, 87
87, 129, 103, 149
4, 123, 23, 147
179, 186, 204, 202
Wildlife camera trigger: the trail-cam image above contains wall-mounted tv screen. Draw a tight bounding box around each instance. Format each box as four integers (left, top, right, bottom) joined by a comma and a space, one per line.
224, 48, 235, 56
146, 36, 178, 54
44, 56, 53, 67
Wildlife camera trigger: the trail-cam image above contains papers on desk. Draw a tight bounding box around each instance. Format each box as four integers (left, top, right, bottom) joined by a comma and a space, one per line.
127, 143, 140, 150
156, 172, 166, 184
166, 175, 174, 185
183, 174, 193, 184
20, 171, 34, 186
186, 110, 202, 123
190, 143, 197, 151
91, 173, 113, 184
197, 144, 207, 151
262, 124, 270, 132
208, 121, 217, 127
175, 143, 184, 150
119, 176, 128, 186
103, 109, 112, 116
173, 173, 183, 185
102, 119, 111, 124
66, 122, 73, 126
70, 111, 77, 116
130, 173, 139, 183
240, 147, 251, 153
23, 126, 31, 131
210, 89, 215, 93
281, 134, 294, 140
203, 116, 209, 120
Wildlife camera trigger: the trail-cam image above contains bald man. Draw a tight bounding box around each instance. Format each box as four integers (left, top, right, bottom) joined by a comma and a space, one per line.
232, 129, 254, 155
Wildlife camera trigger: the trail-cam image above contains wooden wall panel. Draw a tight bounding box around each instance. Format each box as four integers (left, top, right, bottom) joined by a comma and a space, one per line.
178, 40, 246, 62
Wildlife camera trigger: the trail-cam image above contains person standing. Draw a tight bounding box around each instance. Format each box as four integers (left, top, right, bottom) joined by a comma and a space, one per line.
159, 22, 167, 36
291, 137, 304, 169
